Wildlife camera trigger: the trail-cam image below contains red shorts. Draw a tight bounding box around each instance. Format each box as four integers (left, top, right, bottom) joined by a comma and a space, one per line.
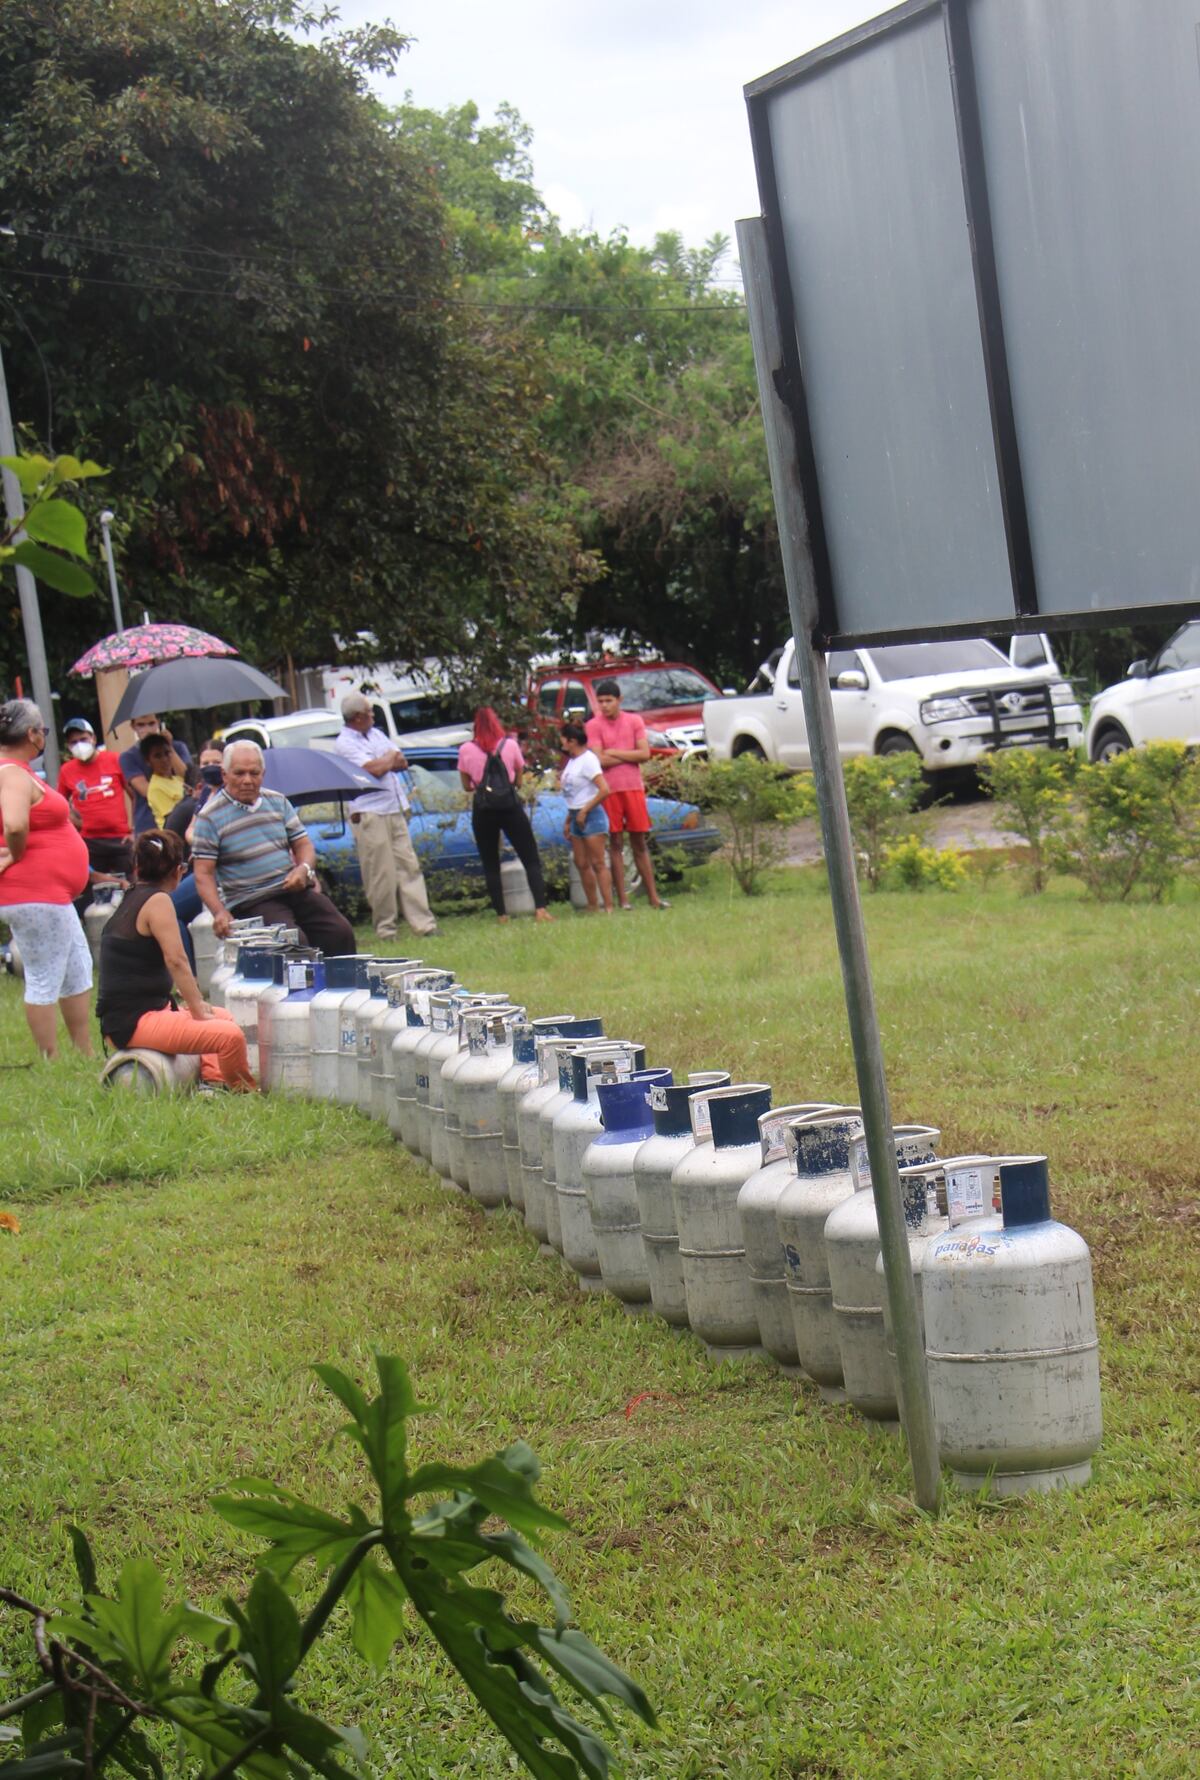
604, 787, 652, 835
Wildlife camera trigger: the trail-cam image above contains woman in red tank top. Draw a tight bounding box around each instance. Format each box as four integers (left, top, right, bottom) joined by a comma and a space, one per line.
0, 699, 93, 1058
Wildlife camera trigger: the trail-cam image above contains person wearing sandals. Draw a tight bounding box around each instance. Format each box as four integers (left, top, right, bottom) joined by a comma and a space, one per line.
96, 828, 255, 1090
458, 707, 553, 924
558, 722, 613, 914
0, 698, 93, 1059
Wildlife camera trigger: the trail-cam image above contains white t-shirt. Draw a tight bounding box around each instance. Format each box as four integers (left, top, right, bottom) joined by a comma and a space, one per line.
560, 749, 603, 811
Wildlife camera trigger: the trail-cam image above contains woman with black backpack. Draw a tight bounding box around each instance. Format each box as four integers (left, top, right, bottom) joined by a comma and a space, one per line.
458, 708, 553, 924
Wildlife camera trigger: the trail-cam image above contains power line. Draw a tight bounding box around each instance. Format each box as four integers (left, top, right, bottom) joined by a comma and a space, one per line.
1, 256, 747, 320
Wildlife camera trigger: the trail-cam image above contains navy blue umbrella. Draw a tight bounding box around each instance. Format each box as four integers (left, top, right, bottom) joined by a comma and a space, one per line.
257, 746, 373, 806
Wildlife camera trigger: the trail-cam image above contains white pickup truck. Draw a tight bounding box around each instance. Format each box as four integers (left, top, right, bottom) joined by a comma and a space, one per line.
702, 636, 1083, 773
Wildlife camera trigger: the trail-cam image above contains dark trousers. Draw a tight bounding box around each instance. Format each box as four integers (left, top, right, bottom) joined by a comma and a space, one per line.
75, 835, 133, 918
171, 871, 203, 969
471, 805, 548, 916
234, 884, 356, 955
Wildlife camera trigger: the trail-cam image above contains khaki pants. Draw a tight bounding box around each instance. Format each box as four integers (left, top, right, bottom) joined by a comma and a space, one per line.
352, 809, 435, 938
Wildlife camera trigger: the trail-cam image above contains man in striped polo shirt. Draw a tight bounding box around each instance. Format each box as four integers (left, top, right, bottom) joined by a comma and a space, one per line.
192, 741, 355, 952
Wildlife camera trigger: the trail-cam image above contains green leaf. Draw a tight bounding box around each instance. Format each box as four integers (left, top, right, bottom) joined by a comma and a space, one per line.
8, 541, 95, 598
55, 1560, 185, 1699
4, 1736, 85, 1780
274, 1704, 362, 1780
313, 1355, 424, 1528
24, 500, 89, 560
105, 1722, 164, 1780
224, 1571, 300, 1713
67, 1525, 98, 1597
342, 1556, 409, 1669
407, 1446, 567, 1539
526, 1626, 657, 1730
48, 456, 107, 484
210, 1480, 366, 1581
21, 1692, 61, 1751
0, 454, 53, 496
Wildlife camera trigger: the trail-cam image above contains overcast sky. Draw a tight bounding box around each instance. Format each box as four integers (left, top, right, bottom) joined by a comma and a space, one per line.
337, 1, 878, 268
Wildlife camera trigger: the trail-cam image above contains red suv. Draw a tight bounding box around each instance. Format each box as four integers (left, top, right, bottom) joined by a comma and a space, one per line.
525, 657, 721, 756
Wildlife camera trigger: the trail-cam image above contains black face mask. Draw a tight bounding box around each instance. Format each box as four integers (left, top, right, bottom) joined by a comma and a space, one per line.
200, 765, 224, 788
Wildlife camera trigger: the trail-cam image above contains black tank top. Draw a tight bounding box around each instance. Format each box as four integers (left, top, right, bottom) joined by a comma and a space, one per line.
96, 884, 176, 1048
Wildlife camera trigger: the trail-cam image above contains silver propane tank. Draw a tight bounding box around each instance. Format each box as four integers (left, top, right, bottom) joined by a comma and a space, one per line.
369, 966, 427, 1123
632, 1074, 731, 1327
438, 994, 511, 1188
922, 1155, 1102, 1496
257, 951, 318, 1091
555, 1057, 664, 1288
547, 1043, 647, 1270
456, 1005, 526, 1206
308, 956, 362, 1101
877, 1158, 955, 1411
671, 1083, 773, 1356
189, 906, 217, 997
824, 1124, 941, 1422
582, 1073, 666, 1310
497, 1017, 575, 1209
356, 965, 419, 1116
737, 1103, 838, 1372
775, 1111, 865, 1399
390, 975, 457, 1145
224, 946, 282, 1079
413, 989, 470, 1161
262, 958, 323, 1096
84, 882, 125, 969
517, 1026, 603, 1246
336, 959, 379, 1106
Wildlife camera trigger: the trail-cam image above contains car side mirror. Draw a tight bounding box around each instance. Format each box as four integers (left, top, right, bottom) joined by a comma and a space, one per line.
1127, 659, 1147, 679
835, 669, 868, 691
721, 687, 737, 698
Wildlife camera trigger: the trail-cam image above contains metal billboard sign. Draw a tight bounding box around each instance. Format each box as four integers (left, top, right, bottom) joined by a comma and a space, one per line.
745, 0, 1200, 646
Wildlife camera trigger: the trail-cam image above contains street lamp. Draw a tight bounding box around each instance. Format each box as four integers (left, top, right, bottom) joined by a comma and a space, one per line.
98, 509, 124, 635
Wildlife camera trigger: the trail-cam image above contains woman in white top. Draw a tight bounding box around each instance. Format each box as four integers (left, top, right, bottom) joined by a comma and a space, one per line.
558, 722, 613, 913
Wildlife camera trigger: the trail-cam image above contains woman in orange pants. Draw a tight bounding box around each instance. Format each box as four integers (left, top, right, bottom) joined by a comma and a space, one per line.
96, 828, 256, 1089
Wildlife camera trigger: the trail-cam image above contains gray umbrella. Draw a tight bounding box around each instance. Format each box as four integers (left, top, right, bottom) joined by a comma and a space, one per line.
109, 656, 288, 726
258, 746, 374, 806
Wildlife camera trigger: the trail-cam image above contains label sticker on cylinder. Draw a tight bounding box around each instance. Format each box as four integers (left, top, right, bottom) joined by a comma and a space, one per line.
852, 1136, 871, 1188
759, 1113, 797, 1164
339, 1022, 357, 1053
946, 1164, 986, 1224
287, 962, 307, 991
690, 1094, 714, 1140
649, 1085, 670, 1112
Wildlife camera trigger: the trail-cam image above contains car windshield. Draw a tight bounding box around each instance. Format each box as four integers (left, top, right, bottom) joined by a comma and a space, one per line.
867, 640, 1010, 682
407, 760, 464, 812
610, 667, 715, 711
263, 717, 338, 748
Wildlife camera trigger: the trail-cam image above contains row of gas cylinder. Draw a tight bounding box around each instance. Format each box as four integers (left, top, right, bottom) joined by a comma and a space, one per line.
200, 922, 1103, 1499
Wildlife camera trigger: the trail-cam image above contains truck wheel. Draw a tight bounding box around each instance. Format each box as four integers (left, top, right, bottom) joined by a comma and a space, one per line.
1091, 724, 1132, 764
732, 738, 766, 761
876, 731, 918, 757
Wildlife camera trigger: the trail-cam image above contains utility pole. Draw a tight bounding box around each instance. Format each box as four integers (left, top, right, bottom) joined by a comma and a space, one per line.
0, 338, 59, 780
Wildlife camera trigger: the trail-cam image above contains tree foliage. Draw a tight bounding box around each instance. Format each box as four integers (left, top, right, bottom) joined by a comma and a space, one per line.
0, 2, 592, 697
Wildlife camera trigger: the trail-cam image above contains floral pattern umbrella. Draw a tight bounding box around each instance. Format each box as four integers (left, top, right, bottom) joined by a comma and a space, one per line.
70, 623, 238, 677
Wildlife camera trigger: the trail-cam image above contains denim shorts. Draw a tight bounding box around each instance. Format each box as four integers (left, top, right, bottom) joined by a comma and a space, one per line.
569, 806, 610, 839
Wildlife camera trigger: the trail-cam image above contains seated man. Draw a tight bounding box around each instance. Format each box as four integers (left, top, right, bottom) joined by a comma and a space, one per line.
191, 741, 355, 953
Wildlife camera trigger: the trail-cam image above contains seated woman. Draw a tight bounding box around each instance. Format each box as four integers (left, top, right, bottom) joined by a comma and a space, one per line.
95, 828, 256, 1090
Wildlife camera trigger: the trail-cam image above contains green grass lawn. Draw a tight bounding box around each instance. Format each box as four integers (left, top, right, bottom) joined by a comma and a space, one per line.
2, 866, 1198, 1778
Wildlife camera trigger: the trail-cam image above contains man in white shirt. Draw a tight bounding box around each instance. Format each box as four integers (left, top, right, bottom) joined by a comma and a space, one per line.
334, 693, 437, 939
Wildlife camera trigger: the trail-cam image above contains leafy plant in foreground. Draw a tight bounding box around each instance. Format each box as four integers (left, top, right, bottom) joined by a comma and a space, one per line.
671, 754, 814, 894
0, 1355, 655, 1780
979, 747, 1076, 893
841, 754, 925, 891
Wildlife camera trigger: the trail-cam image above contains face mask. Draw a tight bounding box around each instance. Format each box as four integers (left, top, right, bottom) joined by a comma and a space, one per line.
69, 740, 96, 761
200, 764, 224, 787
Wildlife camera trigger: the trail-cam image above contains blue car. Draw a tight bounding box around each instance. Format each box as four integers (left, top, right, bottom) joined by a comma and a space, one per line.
305, 744, 721, 914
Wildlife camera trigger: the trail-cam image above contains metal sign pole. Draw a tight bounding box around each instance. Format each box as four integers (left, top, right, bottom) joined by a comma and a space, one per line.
737, 216, 941, 1514
0, 341, 59, 781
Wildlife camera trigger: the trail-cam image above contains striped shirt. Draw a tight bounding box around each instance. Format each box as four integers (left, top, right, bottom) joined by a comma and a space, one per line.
191, 788, 305, 909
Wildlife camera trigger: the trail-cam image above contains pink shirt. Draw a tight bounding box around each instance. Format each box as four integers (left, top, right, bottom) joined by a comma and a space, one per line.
457, 736, 525, 788
585, 711, 647, 792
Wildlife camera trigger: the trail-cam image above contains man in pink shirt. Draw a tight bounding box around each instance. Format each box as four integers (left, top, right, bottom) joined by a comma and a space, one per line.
585, 679, 668, 911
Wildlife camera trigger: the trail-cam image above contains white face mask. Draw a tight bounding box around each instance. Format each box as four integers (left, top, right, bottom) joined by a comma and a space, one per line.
69, 740, 96, 761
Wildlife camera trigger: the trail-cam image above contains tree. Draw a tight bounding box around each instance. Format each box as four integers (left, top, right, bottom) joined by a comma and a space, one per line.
390, 100, 787, 687
0, 2, 592, 699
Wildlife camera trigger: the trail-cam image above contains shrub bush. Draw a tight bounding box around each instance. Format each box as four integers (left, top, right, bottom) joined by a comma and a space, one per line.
672, 754, 814, 894
979, 747, 1077, 893
841, 753, 925, 890
881, 834, 968, 891
1052, 742, 1200, 901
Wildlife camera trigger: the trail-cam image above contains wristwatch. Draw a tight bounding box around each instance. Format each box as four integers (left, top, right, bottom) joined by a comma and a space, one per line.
303, 863, 317, 887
